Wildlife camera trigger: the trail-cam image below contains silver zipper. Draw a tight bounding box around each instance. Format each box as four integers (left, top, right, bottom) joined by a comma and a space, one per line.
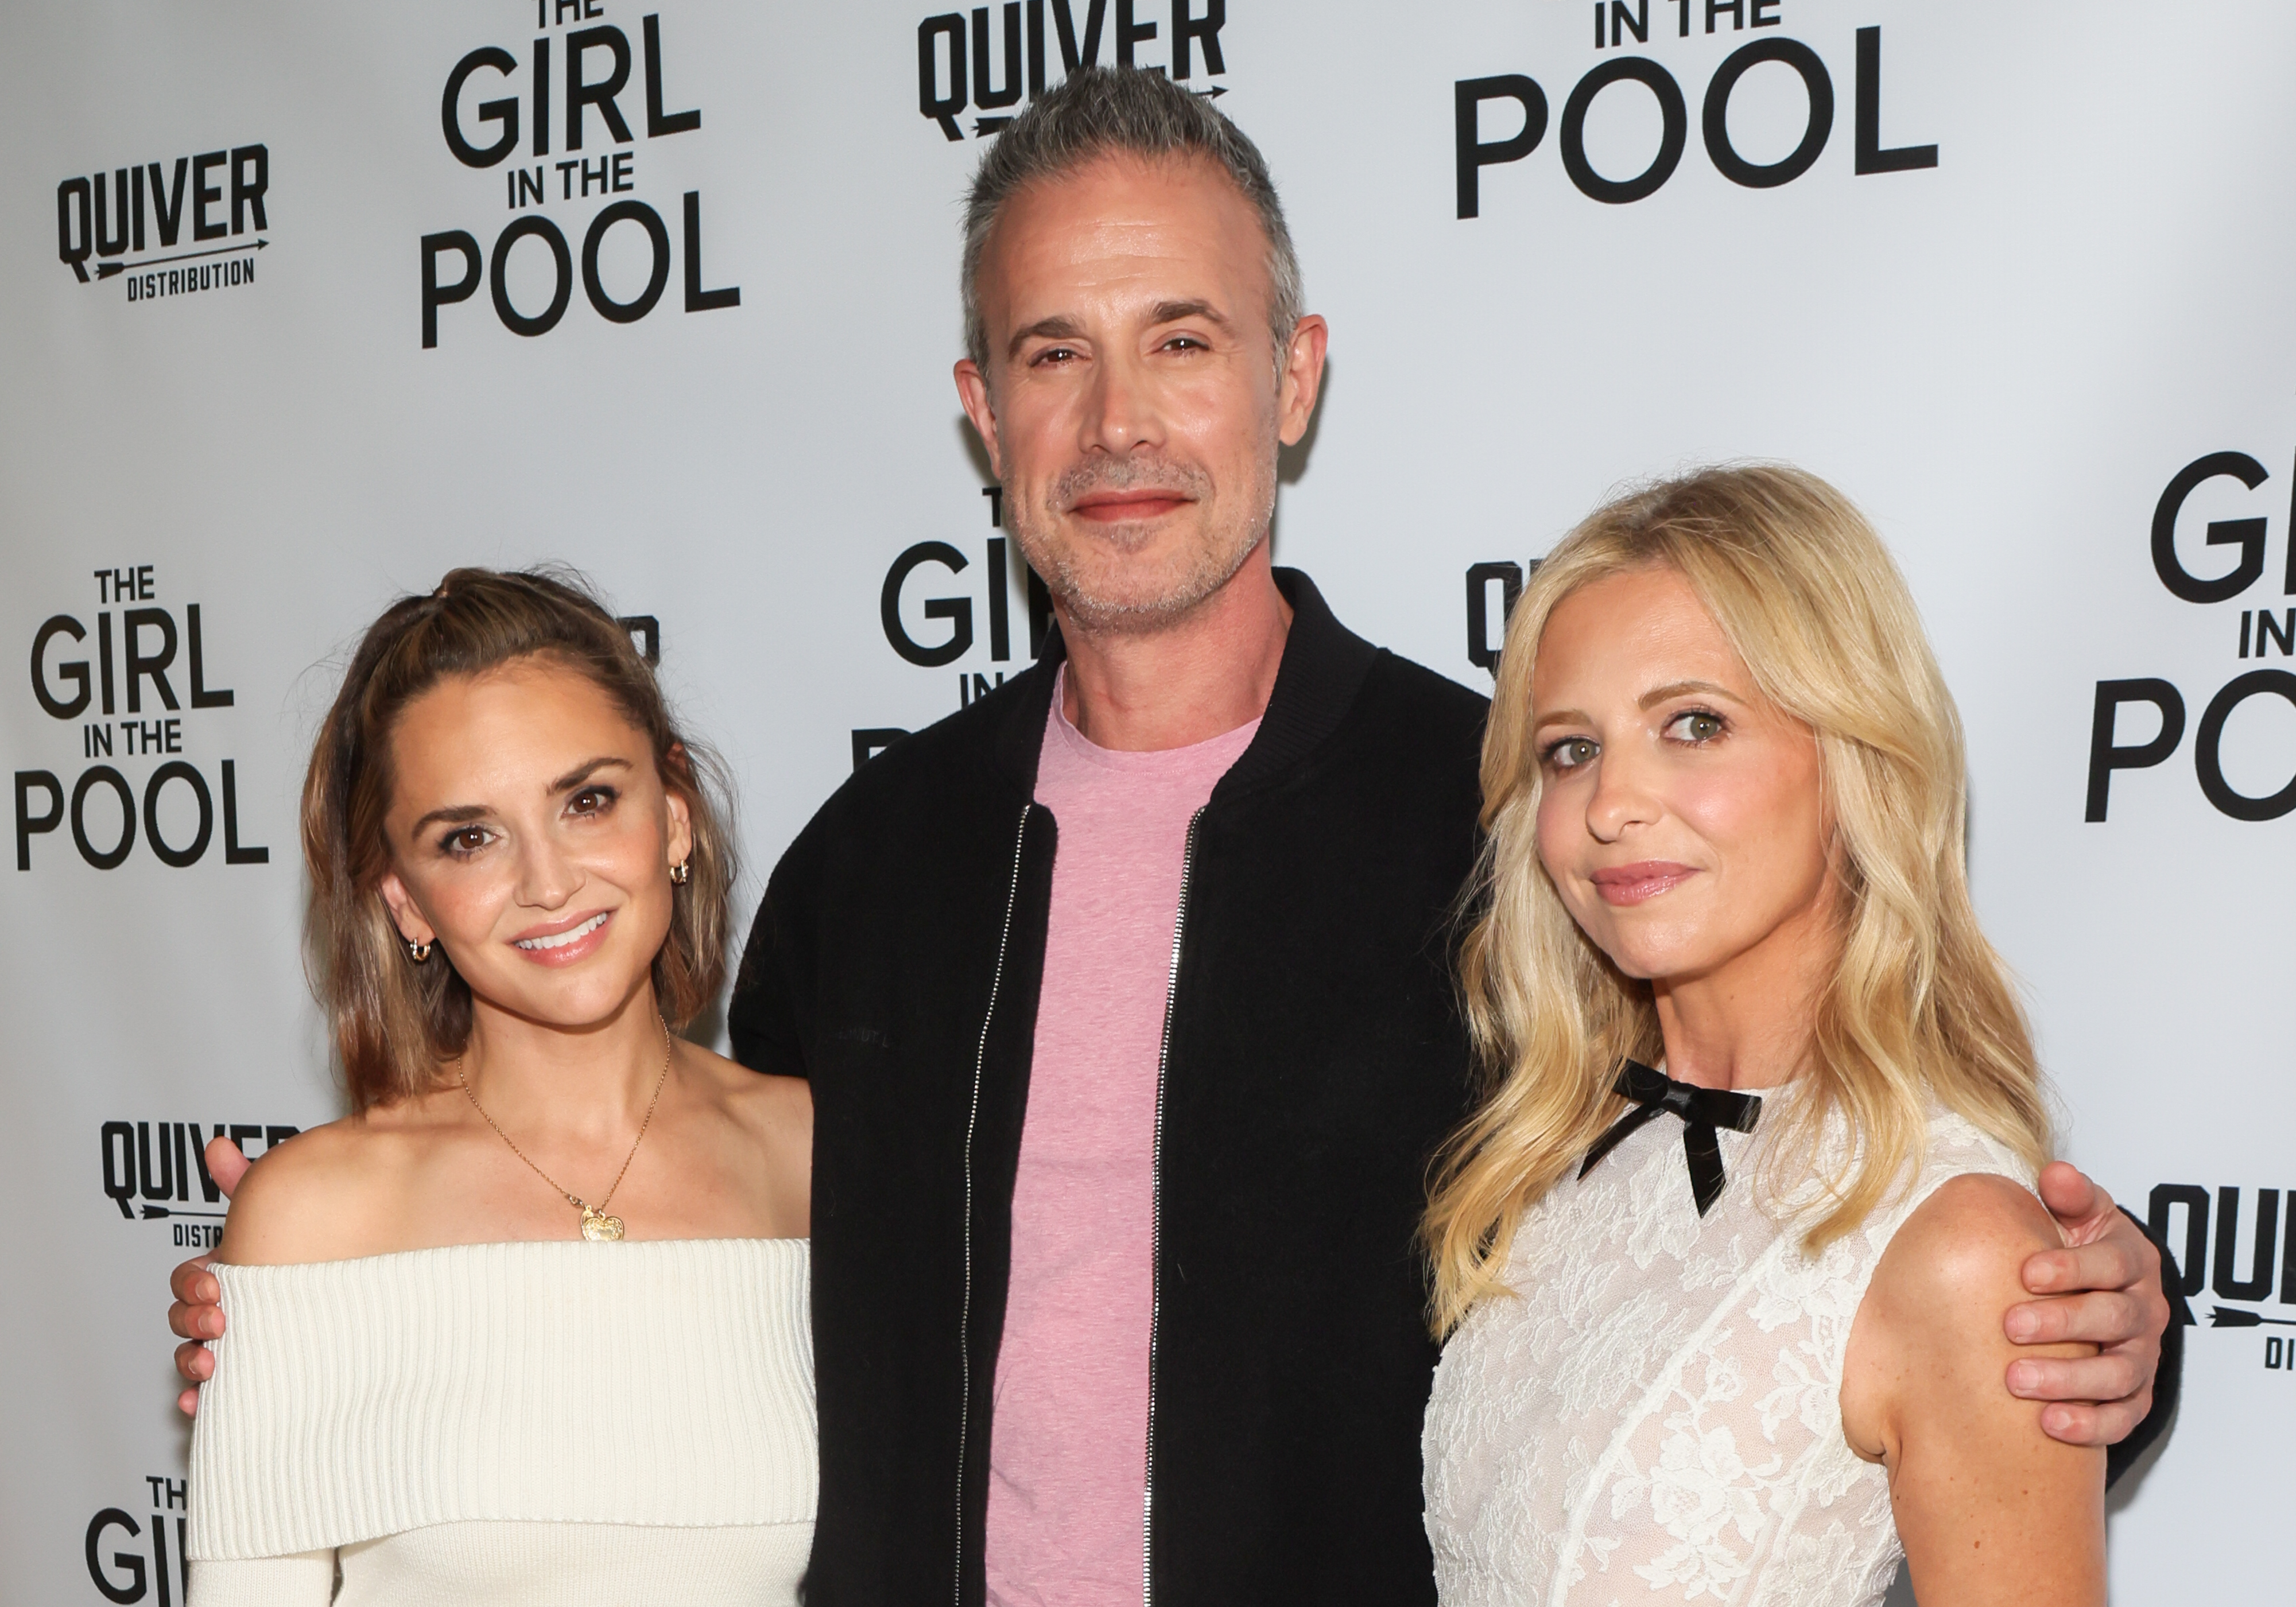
1141, 806, 1204, 1606
955, 803, 1036, 1607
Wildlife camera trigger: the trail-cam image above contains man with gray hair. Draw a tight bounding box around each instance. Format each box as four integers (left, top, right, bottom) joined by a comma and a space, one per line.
166, 62, 2172, 1607
727, 65, 2169, 1605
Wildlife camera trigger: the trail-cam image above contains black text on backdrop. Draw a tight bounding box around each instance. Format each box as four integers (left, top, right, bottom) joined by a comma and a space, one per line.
55, 144, 269, 305
17, 568, 269, 874
2089, 451, 2296, 822
1455, 13, 1935, 218
419, 5, 738, 347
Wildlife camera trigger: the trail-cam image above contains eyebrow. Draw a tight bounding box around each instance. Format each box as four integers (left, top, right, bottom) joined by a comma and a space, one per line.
549, 755, 634, 792
1149, 298, 1231, 329
1007, 315, 1086, 360
1530, 681, 1739, 733
1636, 680, 1737, 709
404, 756, 634, 839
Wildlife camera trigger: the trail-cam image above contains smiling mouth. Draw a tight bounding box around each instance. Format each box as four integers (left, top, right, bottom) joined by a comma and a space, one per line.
515, 912, 608, 951
1589, 863, 1698, 906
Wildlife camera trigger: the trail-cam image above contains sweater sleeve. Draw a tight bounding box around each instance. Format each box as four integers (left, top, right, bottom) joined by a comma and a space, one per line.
188, 1551, 337, 1606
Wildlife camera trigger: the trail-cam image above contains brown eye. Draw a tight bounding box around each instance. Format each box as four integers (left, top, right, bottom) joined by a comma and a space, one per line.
443, 825, 494, 857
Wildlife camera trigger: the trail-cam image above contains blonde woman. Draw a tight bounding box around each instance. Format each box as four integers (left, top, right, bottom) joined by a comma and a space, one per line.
1421, 468, 2105, 1606
180, 570, 814, 1604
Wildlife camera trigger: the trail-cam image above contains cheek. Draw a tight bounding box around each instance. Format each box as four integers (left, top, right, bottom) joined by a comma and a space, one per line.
1175, 389, 1265, 479
599, 808, 671, 883
1676, 753, 1827, 890
998, 391, 1071, 474
410, 865, 510, 944
1531, 786, 1580, 884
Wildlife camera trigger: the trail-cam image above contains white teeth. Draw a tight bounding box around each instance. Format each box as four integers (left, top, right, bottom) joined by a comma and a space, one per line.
517, 913, 607, 951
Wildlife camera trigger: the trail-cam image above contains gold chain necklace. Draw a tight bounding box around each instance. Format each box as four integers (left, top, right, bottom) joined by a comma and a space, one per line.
456, 1015, 673, 1242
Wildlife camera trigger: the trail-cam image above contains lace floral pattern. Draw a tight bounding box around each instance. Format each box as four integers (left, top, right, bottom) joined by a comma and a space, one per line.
1423, 1096, 2030, 1607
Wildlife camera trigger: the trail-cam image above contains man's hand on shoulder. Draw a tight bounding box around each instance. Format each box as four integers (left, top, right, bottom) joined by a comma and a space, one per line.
170, 1122, 385, 1413
1845, 1173, 2105, 1607
2006, 1160, 2172, 1446
169, 1135, 251, 1415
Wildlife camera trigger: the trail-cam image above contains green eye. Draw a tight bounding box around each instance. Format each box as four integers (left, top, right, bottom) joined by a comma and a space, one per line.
1673, 711, 1724, 743
1548, 737, 1597, 769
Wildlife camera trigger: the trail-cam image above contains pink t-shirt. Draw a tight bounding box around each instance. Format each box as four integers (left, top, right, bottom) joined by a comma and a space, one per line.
983, 674, 1259, 1607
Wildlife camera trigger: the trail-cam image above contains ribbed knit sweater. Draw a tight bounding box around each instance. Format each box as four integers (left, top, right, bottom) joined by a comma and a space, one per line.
186, 1237, 815, 1605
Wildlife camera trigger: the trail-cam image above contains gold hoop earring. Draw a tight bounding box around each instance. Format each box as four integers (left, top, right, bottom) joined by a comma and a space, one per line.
669, 860, 691, 886
406, 939, 433, 962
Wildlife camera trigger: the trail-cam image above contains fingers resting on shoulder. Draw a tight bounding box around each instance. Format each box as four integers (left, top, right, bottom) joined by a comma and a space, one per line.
2007, 1162, 2171, 1446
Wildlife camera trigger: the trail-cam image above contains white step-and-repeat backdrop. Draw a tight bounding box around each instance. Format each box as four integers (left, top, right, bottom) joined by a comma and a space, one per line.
4, 2, 2287, 1601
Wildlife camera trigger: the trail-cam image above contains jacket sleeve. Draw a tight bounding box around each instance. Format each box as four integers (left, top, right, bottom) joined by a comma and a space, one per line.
727, 839, 815, 1081
2104, 1205, 2185, 1489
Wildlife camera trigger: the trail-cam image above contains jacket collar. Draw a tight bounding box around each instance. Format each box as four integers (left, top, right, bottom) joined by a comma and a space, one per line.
988, 566, 1379, 801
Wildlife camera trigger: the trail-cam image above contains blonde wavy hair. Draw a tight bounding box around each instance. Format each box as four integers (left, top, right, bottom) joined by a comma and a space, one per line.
1425, 464, 2050, 1336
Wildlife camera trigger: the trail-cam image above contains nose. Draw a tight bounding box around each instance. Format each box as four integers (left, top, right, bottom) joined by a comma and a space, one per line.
1081, 343, 1165, 458
1583, 737, 1663, 845
514, 829, 583, 911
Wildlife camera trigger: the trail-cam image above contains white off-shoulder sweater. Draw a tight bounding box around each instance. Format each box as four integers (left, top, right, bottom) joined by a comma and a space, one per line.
186, 1237, 815, 1606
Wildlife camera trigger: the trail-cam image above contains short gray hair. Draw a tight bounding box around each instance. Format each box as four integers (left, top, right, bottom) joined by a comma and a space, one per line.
961, 67, 1304, 379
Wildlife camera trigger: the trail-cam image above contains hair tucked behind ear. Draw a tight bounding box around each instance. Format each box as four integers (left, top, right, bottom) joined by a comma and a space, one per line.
302, 567, 735, 1112
1423, 465, 2050, 1336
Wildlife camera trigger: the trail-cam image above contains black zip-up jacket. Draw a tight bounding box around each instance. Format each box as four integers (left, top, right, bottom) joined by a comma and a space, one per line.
730, 570, 1488, 1606
728, 566, 2175, 1605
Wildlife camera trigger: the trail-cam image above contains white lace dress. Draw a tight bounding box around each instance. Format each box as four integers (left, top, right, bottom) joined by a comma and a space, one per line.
1422, 1092, 2032, 1607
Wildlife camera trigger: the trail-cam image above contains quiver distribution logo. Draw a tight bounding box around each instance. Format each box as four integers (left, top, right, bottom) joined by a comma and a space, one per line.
57, 146, 269, 304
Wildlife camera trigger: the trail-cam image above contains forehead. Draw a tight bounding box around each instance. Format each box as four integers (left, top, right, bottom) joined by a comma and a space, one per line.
978, 152, 1271, 318
388, 661, 639, 790
1533, 566, 1744, 697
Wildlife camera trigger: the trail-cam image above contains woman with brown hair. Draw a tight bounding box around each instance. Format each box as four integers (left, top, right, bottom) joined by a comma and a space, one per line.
181, 569, 815, 1605
1420, 467, 2105, 1606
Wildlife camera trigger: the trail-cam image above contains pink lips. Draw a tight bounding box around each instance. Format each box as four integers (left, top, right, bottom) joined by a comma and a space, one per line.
1070, 492, 1188, 523
508, 908, 613, 967
1588, 861, 1698, 906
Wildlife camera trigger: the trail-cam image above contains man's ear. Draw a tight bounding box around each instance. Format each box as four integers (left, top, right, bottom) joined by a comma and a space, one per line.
377, 872, 433, 948
1277, 314, 1330, 448
955, 358, 1004, 479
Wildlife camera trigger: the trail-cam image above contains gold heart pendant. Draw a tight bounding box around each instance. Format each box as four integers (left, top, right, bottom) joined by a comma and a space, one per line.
581, 1208, 626, 1243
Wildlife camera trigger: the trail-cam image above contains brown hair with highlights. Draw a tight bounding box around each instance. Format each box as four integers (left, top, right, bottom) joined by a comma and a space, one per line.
302, 567, 734, 1112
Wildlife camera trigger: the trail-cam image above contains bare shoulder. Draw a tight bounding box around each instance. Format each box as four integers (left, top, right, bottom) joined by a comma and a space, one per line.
1848, 1181, 2106, 1606
1844, 1171, 2088, 1461
684, 1042, 813, 1150
1875, 1173, 2063, 1326
677, 1042, 811, 1236
216, 1097, 451, 1266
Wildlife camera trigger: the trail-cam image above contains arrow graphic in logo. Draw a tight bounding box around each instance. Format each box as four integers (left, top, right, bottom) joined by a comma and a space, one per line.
2208, 1305, 2296, 1328
94, 238, 269, 281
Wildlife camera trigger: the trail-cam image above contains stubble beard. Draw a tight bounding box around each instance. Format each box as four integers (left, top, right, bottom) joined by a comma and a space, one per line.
1007, 449, 1278, 638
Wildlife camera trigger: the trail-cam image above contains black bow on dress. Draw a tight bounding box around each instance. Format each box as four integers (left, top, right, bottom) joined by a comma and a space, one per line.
1577, 1061, 1763, 1217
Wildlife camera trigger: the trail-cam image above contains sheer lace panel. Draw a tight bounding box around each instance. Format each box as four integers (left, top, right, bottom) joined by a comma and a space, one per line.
1424, 1096, 2031, 1607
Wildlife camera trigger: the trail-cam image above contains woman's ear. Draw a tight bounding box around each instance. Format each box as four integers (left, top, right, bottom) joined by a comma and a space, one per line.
661, 745, 696, 871
663, 783, 695, 873
377, 872, 434, 947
